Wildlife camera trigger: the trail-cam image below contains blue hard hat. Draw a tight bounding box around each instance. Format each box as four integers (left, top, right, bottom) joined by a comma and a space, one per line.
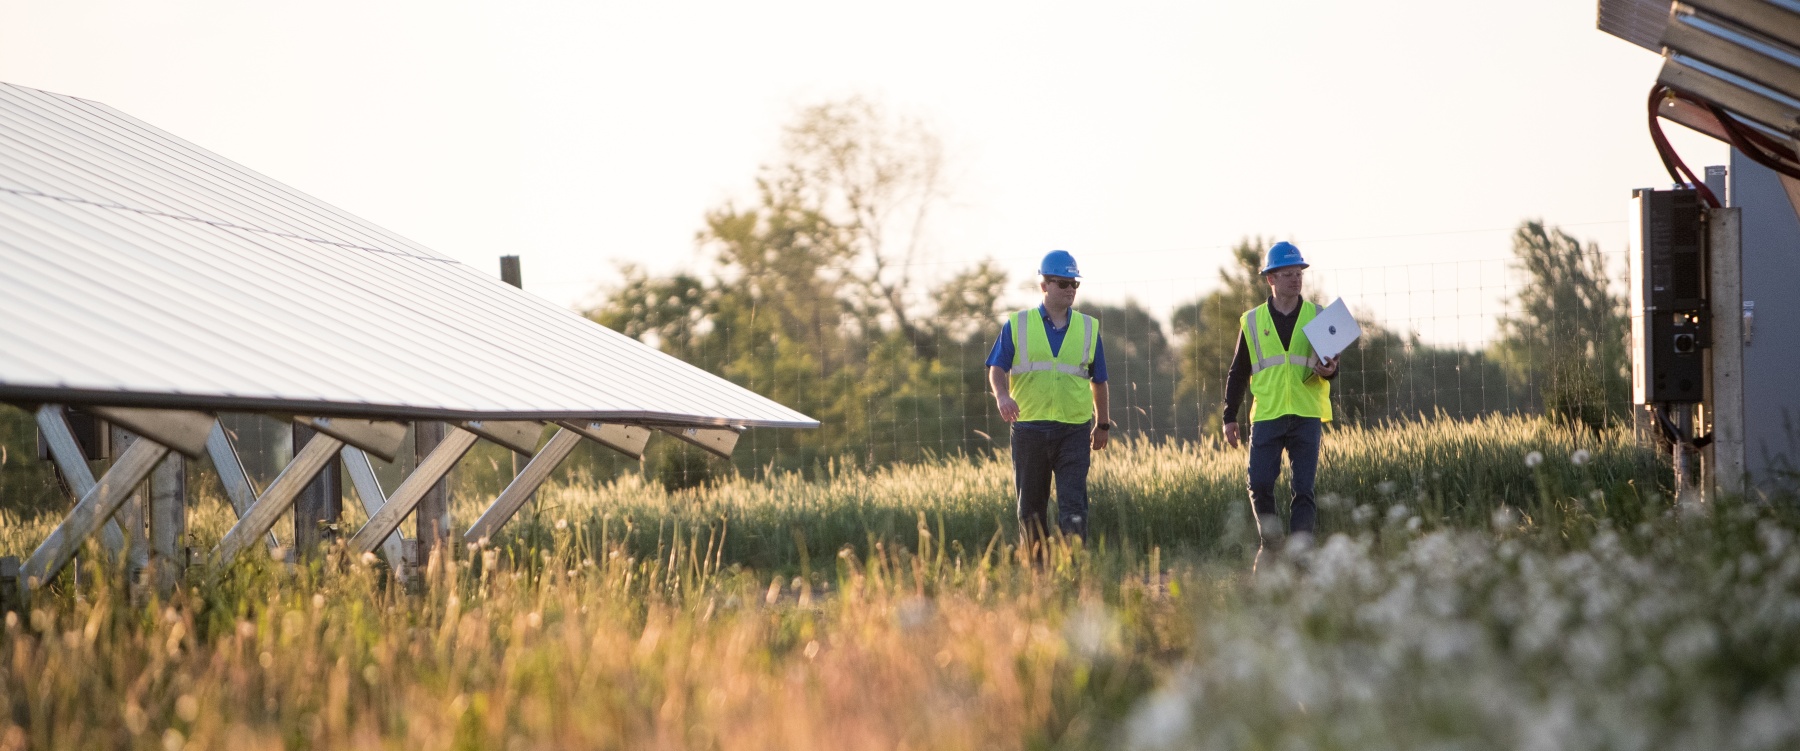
1039, 249, 1081, 278
1259, 241, 1308, 275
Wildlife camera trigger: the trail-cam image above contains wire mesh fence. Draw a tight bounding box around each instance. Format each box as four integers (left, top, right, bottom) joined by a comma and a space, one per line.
615, 246, 1639, 486
0, 245, 1638, 509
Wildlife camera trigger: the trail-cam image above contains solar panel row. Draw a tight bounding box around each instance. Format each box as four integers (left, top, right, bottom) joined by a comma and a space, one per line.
0, 81, 817, 429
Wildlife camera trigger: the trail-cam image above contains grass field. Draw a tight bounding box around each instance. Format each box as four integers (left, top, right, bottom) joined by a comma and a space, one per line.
2, 415, 1797, 750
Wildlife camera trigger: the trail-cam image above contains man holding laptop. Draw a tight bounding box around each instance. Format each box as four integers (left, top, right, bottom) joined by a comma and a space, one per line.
1222, 241, 1353, 554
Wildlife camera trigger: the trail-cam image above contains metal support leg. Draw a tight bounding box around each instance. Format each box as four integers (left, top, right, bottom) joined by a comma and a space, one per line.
413, 422, 454, 566
34, 405, 125, 555
349, 427, 478, 555
205, 423, 282, 551
213, 434, 345, 568
291, 423, 343, 559
147, 453, 186, 596
21, 437, 172, 594
340, 446, 413, 574
110, 425, 151, 576
464, 428, 583, 544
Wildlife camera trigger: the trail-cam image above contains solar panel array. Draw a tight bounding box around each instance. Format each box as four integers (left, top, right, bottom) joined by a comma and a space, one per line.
1596, 0, 1669, 52
0, 82, 817, 429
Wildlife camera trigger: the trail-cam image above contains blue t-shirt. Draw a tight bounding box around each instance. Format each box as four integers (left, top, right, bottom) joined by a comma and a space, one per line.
985, 305, 1108, 383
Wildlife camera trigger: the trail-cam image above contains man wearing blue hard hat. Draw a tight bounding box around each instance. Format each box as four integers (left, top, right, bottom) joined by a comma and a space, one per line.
986, 250, 1111, 547
1222, 241, 1337, 556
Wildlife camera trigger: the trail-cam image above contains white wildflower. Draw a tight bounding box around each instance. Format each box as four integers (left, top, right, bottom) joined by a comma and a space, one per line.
1525, 451, 1543, 468
1571, 449, 1592, 466
1492, 506, 1518, 532
1127, 683, 1194, 750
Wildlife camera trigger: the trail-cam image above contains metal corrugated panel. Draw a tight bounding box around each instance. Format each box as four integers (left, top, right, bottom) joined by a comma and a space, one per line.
0, 82, 817, 429
1597, 0, 1671, 53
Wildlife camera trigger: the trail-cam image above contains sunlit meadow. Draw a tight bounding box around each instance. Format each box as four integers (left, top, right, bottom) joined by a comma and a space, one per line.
2, 415, 1797, 750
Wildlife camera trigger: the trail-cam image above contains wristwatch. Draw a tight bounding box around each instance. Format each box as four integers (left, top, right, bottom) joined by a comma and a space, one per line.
1097, 421, 1114, 431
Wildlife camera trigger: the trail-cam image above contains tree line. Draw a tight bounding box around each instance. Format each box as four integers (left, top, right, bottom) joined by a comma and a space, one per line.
582, 99, 1630, 487
0, 98, 1629, 508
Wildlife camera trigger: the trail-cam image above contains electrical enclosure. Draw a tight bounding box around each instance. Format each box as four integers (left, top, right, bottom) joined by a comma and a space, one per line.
1629, 187, 1709, 404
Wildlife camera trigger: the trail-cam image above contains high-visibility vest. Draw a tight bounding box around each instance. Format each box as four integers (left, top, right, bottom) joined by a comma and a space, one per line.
1007, 308, 1099, 424
1241, 301, 1332, 423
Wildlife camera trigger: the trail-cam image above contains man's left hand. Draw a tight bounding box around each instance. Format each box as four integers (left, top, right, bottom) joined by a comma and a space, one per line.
1091, 426, 1109, 451
1312, 356, 1338, 378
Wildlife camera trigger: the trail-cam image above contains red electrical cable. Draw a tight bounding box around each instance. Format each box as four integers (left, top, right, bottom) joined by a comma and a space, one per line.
1648, 85, 1724, 208
1707, 102, 1800, 181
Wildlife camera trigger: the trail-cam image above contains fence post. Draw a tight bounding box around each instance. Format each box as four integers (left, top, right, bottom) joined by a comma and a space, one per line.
499, 254, 533, 487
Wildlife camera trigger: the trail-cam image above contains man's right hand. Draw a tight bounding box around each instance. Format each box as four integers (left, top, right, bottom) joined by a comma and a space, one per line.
996, 395, 1020, 423
1223, 422, 1241, 448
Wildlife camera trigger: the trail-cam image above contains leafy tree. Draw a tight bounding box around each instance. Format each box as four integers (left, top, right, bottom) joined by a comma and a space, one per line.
1361, 333, 1528, 421
1078, 301, 1179, 441
1171, 238, 1276, 441
773, 96, 947, 359
1169, 237, 1409, 436
0, 404, 60, 514
586, 97, 1003, 476
1491, 220, 1629, 432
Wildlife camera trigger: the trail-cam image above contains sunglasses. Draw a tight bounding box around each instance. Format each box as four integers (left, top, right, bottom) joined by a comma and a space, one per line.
1046, 278, 1080, 290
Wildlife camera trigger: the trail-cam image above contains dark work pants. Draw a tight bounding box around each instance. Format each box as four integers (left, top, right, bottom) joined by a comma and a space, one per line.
1247, 415, 1323, 535
1012, 421, 1092, 543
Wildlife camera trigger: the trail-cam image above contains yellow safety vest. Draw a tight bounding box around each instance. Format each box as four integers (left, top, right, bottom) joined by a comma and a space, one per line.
1007, 308, 1099, 424
1241, 301, 1332, 423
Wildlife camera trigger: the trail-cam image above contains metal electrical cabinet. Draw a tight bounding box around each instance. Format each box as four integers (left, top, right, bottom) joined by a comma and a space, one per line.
1630, 187, 1709, 404
1730, 151, 1800, 493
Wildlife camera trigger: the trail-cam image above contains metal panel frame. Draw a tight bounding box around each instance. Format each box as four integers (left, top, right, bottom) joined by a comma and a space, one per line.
204, 422, 282, 551
658, 425, 743, 460
1686, 0, 1800, 52
109, 425, 150, 573
213, 433, 345, 567
347, 427, 479, 555
463, 428, 584, 544
456, 420, 543, 456
35, 405, 125, 554
147, 450, 185, 595
290, 416, 409, 462
1666, 7, 1800, 103
1660, 55, 1800, 137
89, 406, 214, 458
21, 434, 170, 594
340, 446, 413, 575
558, 421, 651, 459
0, 81, 821, 594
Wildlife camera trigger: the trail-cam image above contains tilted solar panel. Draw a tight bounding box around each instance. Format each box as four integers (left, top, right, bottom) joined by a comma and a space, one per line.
0, 82, 817, 429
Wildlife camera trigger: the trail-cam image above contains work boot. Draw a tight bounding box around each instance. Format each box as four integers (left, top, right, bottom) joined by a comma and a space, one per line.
1285, 531, 1316, 573
1256, 514, 1285, 550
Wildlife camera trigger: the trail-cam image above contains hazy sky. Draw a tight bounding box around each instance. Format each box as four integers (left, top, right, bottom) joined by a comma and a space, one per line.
0, 0, 1728, 345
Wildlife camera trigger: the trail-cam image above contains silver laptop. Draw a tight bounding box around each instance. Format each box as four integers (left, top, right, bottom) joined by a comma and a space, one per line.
1302, 297, 1362, 361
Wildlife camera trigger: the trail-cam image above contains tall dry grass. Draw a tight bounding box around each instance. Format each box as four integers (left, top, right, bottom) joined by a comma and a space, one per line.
7, 415, 1792, 750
